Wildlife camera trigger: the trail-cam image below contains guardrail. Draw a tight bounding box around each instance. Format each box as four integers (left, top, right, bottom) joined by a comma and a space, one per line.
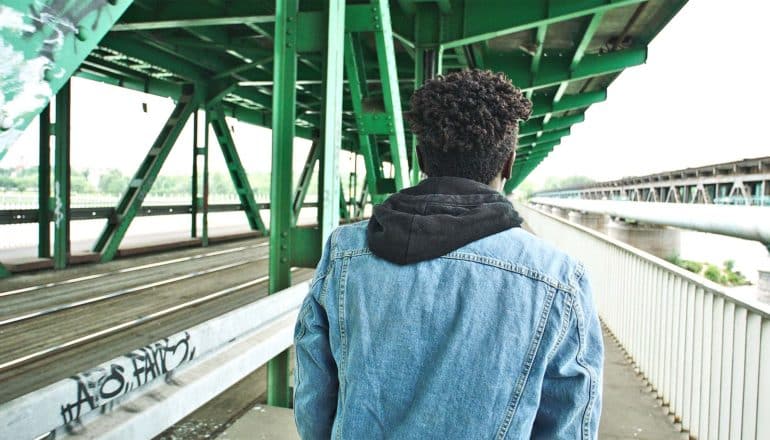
519, 203, 770, 440
0, 282, 309, 440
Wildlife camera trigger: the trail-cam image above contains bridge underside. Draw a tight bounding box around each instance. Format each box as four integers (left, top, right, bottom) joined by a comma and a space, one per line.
1, 0, 688, 405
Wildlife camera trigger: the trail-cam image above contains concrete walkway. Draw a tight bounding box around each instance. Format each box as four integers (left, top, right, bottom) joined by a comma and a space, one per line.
600, 330, 687, 439
215, 329, 686, 440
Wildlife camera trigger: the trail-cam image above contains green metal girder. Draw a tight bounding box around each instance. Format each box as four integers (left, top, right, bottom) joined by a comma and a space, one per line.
518, 129, 570, 148
292, 141, 320, 226
442, 0, 645, 49
0, 263, 10, 278
113, 2, 275, 31
53, 82, 71, 270
290, 226, 322, 268
0, 0, 134, 151
209, 107, 267, 235
39, 105, 51, 259
344, 34, 384, 203
488, 47, 648, 93
320, 0, 347, 243
372, 0, 411, 190
93, 87, 198, 262
267, 0, 298, 409
531, 91, 607, 117
520, 114, 585, 136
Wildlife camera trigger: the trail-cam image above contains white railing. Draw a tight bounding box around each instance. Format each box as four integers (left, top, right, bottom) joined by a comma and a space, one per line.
0, 282, 309, 440
519, 203, 770, 440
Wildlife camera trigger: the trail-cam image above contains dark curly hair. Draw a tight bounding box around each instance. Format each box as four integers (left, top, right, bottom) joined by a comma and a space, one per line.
405, 69, 532, 184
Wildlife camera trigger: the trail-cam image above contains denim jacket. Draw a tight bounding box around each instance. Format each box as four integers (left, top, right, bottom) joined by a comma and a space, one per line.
293, 220, 603, 439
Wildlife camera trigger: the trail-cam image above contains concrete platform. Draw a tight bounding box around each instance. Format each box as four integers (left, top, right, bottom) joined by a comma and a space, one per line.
213, 329, 685, 440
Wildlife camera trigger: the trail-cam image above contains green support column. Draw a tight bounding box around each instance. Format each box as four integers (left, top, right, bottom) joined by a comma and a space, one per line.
39, 105, 52, 258
209, 106, 267, 235
191, 110, 199, 238
53, 82, 71, 270
412, 4, 440, 185
202, 109, 211, 246
320, 0, 346, 243
343, 35, 385, 204
372, 0, 411, 190
293, 140, 320, 226
94, 86, 198, 261
268, 0, 299, 409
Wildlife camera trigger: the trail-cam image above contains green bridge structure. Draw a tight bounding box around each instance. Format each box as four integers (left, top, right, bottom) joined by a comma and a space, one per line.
14, 3, 769, 440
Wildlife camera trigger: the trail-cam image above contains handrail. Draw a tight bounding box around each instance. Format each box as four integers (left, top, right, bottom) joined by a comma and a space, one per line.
519, 203, 770, 439
0, 282, 310, 440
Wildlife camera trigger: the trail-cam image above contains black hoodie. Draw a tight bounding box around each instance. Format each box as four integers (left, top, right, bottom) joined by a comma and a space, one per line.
366, 177, 523, 265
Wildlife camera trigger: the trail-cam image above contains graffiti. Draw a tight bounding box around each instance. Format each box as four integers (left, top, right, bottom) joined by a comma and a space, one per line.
59, 332, 196, 425
0, 0, 117, 150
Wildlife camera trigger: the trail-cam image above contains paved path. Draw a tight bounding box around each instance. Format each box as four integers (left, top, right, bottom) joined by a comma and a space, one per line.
600, 330, 687, 439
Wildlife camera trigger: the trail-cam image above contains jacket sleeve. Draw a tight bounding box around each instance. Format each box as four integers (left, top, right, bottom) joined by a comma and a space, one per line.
531, 267, 604, 440
293, 234, 338, 440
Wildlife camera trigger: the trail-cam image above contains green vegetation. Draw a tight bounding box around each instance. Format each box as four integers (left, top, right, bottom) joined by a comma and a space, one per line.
666, 255, 750, 287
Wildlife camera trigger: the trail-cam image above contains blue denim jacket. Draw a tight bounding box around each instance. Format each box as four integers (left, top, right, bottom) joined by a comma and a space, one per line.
294, 221, 603, 439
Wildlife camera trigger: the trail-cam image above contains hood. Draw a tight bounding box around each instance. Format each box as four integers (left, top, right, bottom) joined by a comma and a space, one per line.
366, 177, 523, 265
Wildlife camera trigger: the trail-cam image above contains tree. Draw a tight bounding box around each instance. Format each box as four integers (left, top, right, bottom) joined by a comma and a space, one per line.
99, 169, 128, 195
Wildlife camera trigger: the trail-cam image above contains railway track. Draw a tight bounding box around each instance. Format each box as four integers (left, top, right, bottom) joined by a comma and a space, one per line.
0, 239, 314, 404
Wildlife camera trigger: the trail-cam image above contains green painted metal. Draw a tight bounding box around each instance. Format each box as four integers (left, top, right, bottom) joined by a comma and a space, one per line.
344, 34, 385, 204
290, 226, 322, 268
441, 0, 645, 49
93, 87, 198, 262
0, 262, 10, 278
53, 82, 71, 270
372, 0, 411, 190
530, 90, 607, 118
209, 106, 267, 235
0, 0, 134, 151
292, 141, 320, 226
320, 0, 347, 243
191, 111, 200, 238
38, 105, 51, 258
112, 2, 275, 31
520, 114, 585, 136
267, 0, 298, 409
202, 110, 211, 247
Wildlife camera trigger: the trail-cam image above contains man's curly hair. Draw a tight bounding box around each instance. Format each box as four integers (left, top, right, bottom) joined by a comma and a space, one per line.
405, 69, 532, 184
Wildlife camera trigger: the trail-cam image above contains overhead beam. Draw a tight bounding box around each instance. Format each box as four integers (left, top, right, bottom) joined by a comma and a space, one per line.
113, 2, 275, 31
442, 0, 645, 49
520, 114, 585, 136
531, 90, 607, 117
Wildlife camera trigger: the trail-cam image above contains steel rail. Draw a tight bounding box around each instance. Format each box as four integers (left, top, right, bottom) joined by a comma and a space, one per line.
0, 257, 265, 327
0, 267, 299, 373
0, 242, 268, 298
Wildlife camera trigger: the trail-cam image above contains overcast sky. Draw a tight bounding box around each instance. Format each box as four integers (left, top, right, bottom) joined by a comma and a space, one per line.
2, 0, 768, 186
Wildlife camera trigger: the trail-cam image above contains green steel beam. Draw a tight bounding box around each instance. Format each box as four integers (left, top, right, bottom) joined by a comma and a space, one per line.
0, 263, 10, 278
543, 12, 605, 124
268, 0, 298, 409
39, 105, 51, 259
520, 114, 585, 136
441, 0, 645, 49
518, 128, 570, 148
526, 24, 547, 100
320, 0, 347, 243
344, 34, 384, 203
53, 82, 71, 270
93, 87, 198, 262
531, 90, 607, 117
191, 110, 199, 238
490, 47, 648, 93
0, 0, 134, 151
373, 0, 411, 190
292, 141, 320, 226
209, 106, 267, 235
113, 2, 275, 31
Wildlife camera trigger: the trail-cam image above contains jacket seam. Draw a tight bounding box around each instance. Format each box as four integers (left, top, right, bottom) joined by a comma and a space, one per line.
495, 284, 557, 439
335, 256, 351, 440
546, 291, 574, 364
329, 248, 577, 293
574, 299, 599, 440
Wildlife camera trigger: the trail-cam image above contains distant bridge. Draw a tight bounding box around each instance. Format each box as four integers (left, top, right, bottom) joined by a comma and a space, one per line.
536, 156, 770, 205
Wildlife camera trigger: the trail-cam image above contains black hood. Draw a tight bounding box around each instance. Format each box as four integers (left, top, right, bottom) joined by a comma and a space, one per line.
366, 177, 523, 265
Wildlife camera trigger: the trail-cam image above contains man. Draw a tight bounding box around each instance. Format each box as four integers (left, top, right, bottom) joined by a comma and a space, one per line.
294, 69, 604, 439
